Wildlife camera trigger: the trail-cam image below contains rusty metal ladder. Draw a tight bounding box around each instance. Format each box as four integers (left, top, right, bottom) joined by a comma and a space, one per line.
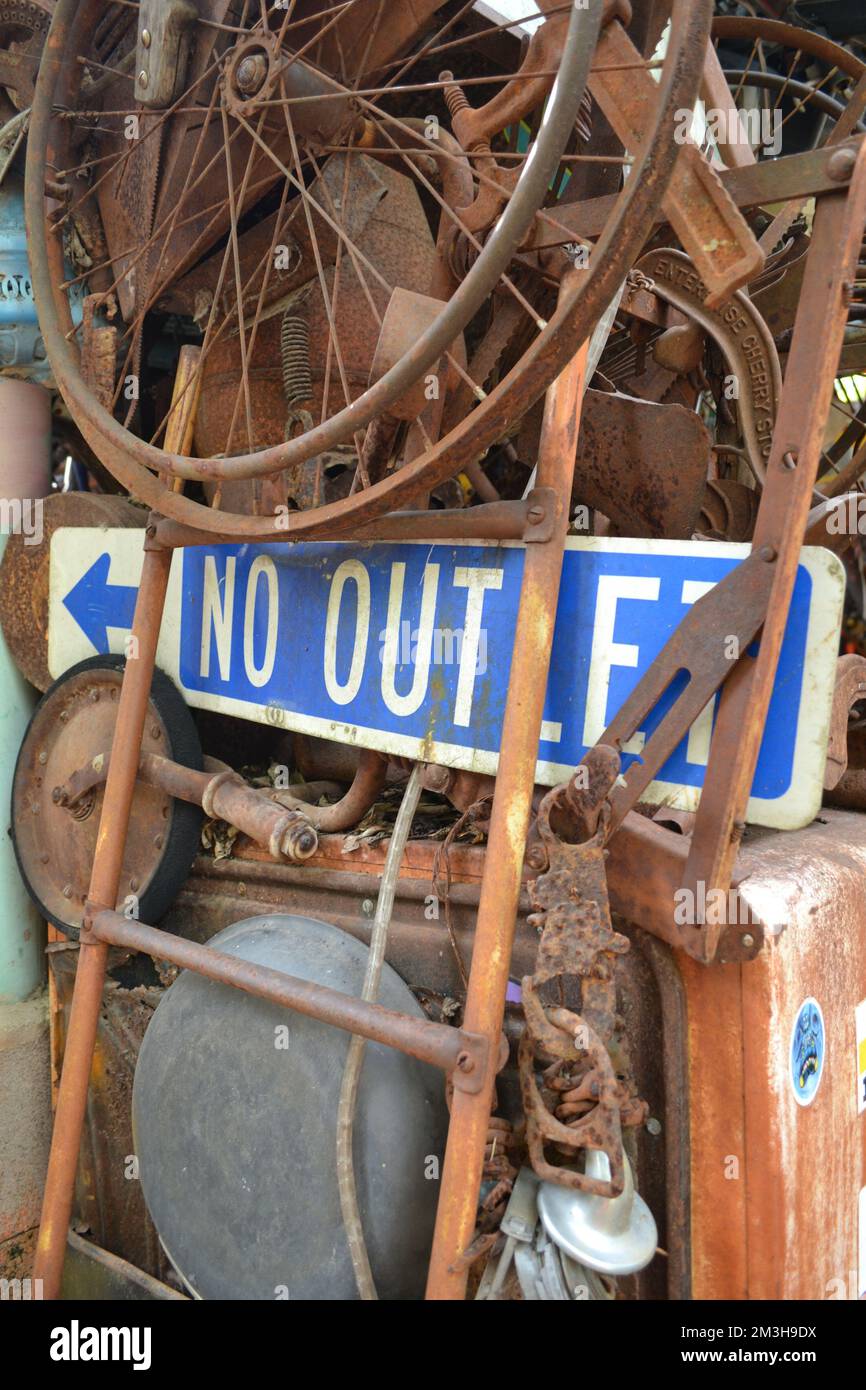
32, 143, 866, 1300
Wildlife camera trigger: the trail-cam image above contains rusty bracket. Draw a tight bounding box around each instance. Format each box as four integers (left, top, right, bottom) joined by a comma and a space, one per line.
596, 547, 778, 832
588, 20, 764, 304
450, 1031, 495, 1095
627, 248, 782, 483
533, 137, 865, 250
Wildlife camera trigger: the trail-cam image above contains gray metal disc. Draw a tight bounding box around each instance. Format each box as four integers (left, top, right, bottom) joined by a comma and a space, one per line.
537, 1151, 657, 1277
132, 914, 448, 1299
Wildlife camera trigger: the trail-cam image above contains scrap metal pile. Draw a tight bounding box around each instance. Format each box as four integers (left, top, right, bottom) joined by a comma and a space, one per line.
3, 0, 866, 1301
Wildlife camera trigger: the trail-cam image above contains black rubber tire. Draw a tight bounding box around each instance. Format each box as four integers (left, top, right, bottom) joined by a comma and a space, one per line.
12, 655, 203, 939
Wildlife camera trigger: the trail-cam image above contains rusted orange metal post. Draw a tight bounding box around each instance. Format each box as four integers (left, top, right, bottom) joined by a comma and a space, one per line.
681, 141, 866, 948
426, 311, 589, 1300
33, 534, 172, 1299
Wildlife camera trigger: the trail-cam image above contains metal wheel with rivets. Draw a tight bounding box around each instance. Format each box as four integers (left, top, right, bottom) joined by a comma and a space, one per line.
11, 655, 203, 938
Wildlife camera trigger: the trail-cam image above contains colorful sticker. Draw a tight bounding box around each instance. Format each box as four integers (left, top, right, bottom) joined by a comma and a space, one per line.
789, 998, 825, 1107
856, 1000, 866, 1116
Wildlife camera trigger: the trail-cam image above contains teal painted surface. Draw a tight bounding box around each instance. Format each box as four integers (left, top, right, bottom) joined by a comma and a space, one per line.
0, 535, 43, 1001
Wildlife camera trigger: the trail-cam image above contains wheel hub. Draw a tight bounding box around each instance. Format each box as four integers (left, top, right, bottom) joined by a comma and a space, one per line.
11, 662, 190, 937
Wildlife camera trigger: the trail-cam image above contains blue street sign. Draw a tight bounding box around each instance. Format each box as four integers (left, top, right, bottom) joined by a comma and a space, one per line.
50, 533, 845, 829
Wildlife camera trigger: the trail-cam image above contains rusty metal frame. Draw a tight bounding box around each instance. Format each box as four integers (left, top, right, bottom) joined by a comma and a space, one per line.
677, 141, 866, 961
33, 260, 591, 1299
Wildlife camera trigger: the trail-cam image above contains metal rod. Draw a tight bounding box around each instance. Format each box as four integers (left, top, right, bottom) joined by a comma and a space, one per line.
89, 908, 482, 1078
337, 762, 426, 1300
151, 498, 539, 550
425, 300, 589, 1301
33, 537, 172, 1299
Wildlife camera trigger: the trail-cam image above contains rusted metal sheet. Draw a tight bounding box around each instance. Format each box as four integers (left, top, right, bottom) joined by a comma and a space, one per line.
684, 809, 866, 1299
519, 387, 711, 538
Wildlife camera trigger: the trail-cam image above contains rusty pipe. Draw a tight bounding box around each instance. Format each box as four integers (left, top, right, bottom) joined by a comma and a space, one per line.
426, 298, 589, 1301
89, 908, 487, 1080
34, 539, 172, 1299
269, 748, 388, 832
57, 749, 320, 862
142, 754, 317, 861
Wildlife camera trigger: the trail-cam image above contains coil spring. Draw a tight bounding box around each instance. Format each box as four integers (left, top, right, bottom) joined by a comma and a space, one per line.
280, 305, 314, 440
440, 70, 470, 120
281, 307, 312, 411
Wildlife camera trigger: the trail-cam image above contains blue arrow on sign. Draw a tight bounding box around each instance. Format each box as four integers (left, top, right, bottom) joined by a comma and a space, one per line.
62, 552, 138, 653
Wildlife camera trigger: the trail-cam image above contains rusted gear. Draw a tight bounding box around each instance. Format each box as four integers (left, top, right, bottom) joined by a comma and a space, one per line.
0, 0, 52, 120
519, 747, 647, 1199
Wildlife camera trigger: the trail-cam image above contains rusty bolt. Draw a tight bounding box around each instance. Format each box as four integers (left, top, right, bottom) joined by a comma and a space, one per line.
38, 750, 47, 765
90, 689, 99, 702
456, 1050, 474, 1074
52, 786, 67, 806
62, 884, 73, 899
236, 53, 268, 96
646, 1117, 662, 1136
827, 146, 857, 182
138, 69, 149, 89
59, 710, 69, 722
153, 835, 163, 850
141, 28, 151, 48
527, 504, 545, 525
151, 725, 161, 739
280, 822, 318, 861
741, 932, 755, 949
40, 853, 49, 865
758, 544, 776, 562
129, 878, 139, 892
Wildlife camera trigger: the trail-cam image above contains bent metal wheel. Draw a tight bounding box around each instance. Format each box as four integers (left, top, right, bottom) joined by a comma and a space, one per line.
12, 656, 203, 938
25, 0, 710, 539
